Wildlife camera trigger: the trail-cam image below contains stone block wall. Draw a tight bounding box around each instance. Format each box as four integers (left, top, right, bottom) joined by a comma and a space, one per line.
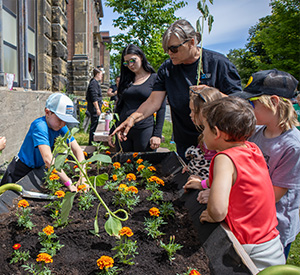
0, 88, 51, 166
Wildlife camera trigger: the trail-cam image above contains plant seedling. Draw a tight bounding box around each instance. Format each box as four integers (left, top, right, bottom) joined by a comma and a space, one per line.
160, 235, 183, 263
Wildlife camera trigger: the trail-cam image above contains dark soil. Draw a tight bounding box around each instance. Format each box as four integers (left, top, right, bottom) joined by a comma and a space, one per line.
0, 165, 211, 275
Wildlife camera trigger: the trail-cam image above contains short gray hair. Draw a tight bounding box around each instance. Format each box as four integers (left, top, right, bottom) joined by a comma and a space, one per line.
162, 19, 201, 52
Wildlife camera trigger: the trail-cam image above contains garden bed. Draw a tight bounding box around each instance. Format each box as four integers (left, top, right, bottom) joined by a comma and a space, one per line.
0, 152, 254, 275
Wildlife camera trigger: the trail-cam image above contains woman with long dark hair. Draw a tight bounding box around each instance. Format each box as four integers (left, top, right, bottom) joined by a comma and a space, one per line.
108, 44, 166, 152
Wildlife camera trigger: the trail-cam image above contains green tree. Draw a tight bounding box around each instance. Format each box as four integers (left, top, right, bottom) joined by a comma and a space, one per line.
228, 0, 300, 86
105, 0, 187, 78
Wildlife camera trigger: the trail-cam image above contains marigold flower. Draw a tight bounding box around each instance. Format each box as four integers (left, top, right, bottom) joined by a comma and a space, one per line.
36, 253, 53, 263
126, 173, 136, 181
13, 243, 21, 250
148, 176, 156, 182
153, 112, 157, 118
64, 158, 69, 163
133, 152, 138, 158
148, 166, 156, 171
18, 199, 29, 208
189, 270, 201, 275
119, 227, 134, 237
113, 162, 121, 169
77, 185, 86, 191
73, 165, 78, 169
55, 190, 65, 198
137, 165, 145, 172
97, 255, 114, 270
112, 175, 118, 181
149, 207, 160, 217
49, 173, 60, 181
127, 186, 138, 194
83, 151, 88, 157
106, 151, 111, 155
136, 158, 143, 164
126, 159, 131, 164
156, 177, 165, 186
118, 184, 128, 192
52, 168, 58, 174
43, 225, 54, 236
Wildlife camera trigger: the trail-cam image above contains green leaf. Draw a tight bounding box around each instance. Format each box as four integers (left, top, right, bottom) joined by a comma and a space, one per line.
54, 154, 67, 171
87, 154, 112, 164
104, 214, 122, 236
208, 15, 214, 33
197, 1, 204, 14
71, 127, 79, 136
61, 192, 76, 224
89, 173, 109, 187
94, 216, 99, 234
196, 18, 202, 33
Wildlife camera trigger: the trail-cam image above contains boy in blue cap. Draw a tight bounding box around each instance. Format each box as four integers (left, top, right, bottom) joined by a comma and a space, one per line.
1, 93, 86, 192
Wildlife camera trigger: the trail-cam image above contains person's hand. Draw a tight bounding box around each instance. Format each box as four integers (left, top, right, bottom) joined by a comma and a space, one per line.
108, 135, 115, 148
183, 175, 202, 191
75, 177, 89, 192
96, 109, 101, 116
182, 165, 189, 174
197, 189, 210, 204
111, 117, 135, 142
0, 136, 6, 151
68, 184, 78, 192
150, 136, 161, 150
199, 209, 216, 224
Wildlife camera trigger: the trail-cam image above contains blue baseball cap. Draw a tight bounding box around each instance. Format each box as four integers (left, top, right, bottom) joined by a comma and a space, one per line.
46, 93, 79, 124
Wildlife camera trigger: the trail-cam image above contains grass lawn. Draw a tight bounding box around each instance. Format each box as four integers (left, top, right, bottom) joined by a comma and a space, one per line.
74, 120, 299, 267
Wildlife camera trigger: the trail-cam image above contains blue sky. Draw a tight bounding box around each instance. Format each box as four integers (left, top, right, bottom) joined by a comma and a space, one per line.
100, 0, 272, 55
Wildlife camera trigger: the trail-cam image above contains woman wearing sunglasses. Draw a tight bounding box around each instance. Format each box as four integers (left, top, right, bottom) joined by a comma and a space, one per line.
111, 19, 241, 161
108, 44, 166, 152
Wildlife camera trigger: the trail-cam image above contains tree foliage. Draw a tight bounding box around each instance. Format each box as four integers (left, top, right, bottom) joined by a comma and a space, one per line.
227, 0, 300, 87
105, 0, 187, 79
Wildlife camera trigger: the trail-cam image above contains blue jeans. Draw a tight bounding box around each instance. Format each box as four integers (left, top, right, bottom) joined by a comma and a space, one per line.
284, 242, 292, 259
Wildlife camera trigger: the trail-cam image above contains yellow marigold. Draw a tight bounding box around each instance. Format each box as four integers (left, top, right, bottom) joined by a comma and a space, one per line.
119, 227, 133, 237
137, 165, 145, 172
18, 199, 29, 208
148, 166, 156, 171
127, 186, 138, 194
52, 168, 58, 174
136, 158, 143, 164
97, 255, 114, 270
189, 270, 201, 275
118, 184, 128, 192
133, 152, 138, 158
49, 174, 60, 181
77, 185, 86, 191
112, 175, 118, 181
113, 162, 121, 169
83, 151, 88, 157
54, 190, 65, 198
148, 176, 157, 182
126, 173, 136, 181
149, 207, 160, 217
36, 253, 53, 263
156, 177, 165, 186
43, 225, 54, 236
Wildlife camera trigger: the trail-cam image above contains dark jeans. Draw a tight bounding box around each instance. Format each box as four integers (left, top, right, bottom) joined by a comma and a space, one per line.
89, 114, 99, 145
284, 242, 292, 259
0, 156, 32, 186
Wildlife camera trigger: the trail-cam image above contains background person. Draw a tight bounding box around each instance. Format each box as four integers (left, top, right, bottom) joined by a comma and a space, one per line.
0, 136, 6, 152
107, 75, 120, 102
0, 93, 86, 192
111, 19, 242, 162
108, 44, 166, 152
86, 68, 103, 145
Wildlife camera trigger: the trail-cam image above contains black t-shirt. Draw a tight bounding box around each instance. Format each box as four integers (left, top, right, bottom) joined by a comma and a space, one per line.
153, 48, 242, 147
109, 84, 118, 101
86, 78, 102, 115
119, 73, 166, 137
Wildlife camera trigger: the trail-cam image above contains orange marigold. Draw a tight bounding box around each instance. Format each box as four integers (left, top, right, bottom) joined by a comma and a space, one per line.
36, 253, 53, 263
49, 174, 60, 181
97, 255, 114, 270
113, 162, 121, 169
127, 186, 138, 194
126, 159, 131, 163
189, 270, 201, 275
118, 184, 128, 192
136, 158, 143, 164
73, 165, 78, 169
147, 166, 156, 171
132, 152, 138, 158
43, 225, 54, 236
156, 177, 165, 186
52, 168, 58, 174
137, 165, 145, 172
148, 176, 156, 182
83, 151, 88, 157
64, 158, 69, 163
126, 173, 136, 181
13, 243, 21, 250
149, 207, 160, 217
119, 227, 133, 237
55, 190, 65, 198
18, 199, 29, 208
112, 175, 118, 181
106, 151, 111, 155
77, 185, 86, 191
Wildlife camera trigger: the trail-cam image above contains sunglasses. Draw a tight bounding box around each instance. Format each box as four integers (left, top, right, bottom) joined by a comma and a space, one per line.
123, 58, 136, 67
167, 39, 189, 53
247, 97, 260, 108
190, 87, 207, 102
